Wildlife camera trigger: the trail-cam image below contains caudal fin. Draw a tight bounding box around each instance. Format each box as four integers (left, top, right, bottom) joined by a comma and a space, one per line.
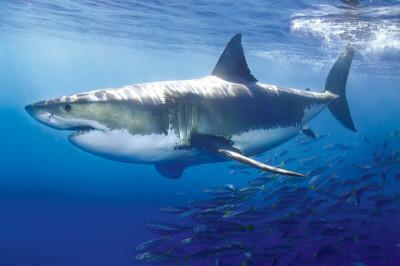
325, 47, 356, 132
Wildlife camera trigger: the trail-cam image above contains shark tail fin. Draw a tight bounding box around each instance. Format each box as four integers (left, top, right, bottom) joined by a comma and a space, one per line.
325, 47, 356, 132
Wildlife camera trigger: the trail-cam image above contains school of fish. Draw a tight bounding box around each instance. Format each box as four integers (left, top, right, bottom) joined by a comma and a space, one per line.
135, 129, 400, 265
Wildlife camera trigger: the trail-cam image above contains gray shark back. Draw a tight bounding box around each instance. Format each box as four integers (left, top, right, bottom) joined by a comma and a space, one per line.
163, 79, 335, 141
52, 76, 333, 137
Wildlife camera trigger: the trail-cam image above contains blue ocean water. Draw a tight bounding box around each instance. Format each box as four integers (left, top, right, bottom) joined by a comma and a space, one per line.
0, 0, 399, 265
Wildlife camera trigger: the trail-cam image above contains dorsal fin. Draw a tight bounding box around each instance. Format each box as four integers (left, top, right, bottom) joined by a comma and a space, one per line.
212, 34, 257, 83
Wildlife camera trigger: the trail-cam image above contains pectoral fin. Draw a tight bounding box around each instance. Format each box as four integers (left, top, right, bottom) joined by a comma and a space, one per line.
191, 133, 305, 177
218, 149, 305, 177
155, 162, 188, 179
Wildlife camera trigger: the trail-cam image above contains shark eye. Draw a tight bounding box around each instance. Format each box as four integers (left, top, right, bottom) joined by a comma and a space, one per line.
64, 104, 71, 112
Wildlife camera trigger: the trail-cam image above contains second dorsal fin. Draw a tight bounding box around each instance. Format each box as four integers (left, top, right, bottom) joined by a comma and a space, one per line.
211, 34, 257, 83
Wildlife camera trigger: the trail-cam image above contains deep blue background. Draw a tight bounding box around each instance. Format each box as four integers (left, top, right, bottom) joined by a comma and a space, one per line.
0, 1, 399, 265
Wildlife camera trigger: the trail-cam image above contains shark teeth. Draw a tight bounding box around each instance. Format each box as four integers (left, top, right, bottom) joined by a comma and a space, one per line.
68, 126, 96, 137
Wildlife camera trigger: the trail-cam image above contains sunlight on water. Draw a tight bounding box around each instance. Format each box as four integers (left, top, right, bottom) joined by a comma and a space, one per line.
291, 5, 400, 54
1, 1, 399, 75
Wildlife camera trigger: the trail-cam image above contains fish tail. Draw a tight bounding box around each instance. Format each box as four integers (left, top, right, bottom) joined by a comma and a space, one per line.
325, 46, 356, 132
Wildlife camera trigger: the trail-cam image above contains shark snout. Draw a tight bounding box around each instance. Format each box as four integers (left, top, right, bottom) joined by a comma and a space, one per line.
25, 103, 60, 129
24, 104, 35, 117
25, 101, 48, 118
25, 103, 45, 121
25, 101, 109, 133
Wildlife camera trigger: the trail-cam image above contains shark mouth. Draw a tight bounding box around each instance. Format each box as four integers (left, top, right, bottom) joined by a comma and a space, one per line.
68, 125, 100, 137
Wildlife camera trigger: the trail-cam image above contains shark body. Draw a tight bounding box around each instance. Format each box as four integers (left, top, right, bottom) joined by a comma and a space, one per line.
25, 34, 355, 178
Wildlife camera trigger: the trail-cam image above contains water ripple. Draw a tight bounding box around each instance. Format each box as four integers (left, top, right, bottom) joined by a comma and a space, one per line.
0, 0, 399, 75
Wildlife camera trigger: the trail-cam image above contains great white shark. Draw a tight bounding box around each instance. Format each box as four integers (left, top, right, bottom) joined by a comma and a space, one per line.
25, 34, 356, 178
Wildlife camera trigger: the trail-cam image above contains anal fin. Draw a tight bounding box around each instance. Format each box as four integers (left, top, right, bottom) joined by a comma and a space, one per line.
301, 127, 317, 139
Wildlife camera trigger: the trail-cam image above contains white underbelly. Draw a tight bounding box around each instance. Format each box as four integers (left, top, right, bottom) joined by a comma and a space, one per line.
69, 125, 308, 164
231, 126, 300, 156
68, 129, 195, 163
303, 104, 326, 124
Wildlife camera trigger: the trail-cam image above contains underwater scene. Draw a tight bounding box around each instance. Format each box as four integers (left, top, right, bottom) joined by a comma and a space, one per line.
1, 0, 400, 265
